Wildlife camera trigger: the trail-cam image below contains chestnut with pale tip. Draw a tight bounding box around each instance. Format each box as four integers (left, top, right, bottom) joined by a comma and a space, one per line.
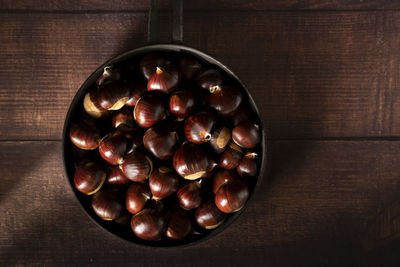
96, 65, 121, 86
194, 200, 226, 229
212, 169, 239, 194
126, 182, 151, 214
69, 122, 102, 150
218, 141, 243, 170
95, 82, 131, 111
98, 132, 128, 165
130, 209, 166, 241
111, 109, 136, 132
147, 65, 180, 94
177, 180, 202, 210
215, 179, 249, 213
209, 125, 231, 154
143, 126, 177, 160
184, 111, 216, 144
92, 189, 124, 221
74, 161, 106, 195
169, 90, 197, 120
106, 166, 131, 187
149, 167, 179, 200
134, 94, 167, 128
83, 91, 108, 119
237, 152, 258, 178
232, 122, 261, 149
165, 209, 193, 240
173, 142, 214, 180
139, 53, 170, 80
120, 150, 153, 182
208, 85, 242, 117
196, 67, 223, 91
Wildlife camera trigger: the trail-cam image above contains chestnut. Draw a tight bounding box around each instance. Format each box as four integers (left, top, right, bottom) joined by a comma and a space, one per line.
177, 180, 202, 210
165, 209, 193, 240
126, 182, 151, 214
209, 125, 231, 154
96, 65, 121, 86
169, 90, 197, 120
232, 122, 261, 149
139, 53, 170, 80
83, 92, 108, 118
131, 209, 166, 241
120, 150, 153, 182
92, 189, 124, 221
95, 82, 131, 111
149, 167, 179, 200
69, 122, 101, 150
215, 179, 249, 213
212, 169, 239, 194
173, 142, 214, 180
196, 67, 223, 90
179, 55, 201, 80
125, 82, 147, 107
98, 132, 128, 165
194, 200, 226, 229
106, 166, 131, 187
74, 161, 106, 195
237, 152, 258, 178
231, 105, 254, 126
219, 141, 243, 170
125, 131, 143, 154
143, 126, 177, 160
184, 111, 216, 144
111, 109, 136, 131
147, 66, 180, 94
208, 85, 242, 117
134, 94, 167, 128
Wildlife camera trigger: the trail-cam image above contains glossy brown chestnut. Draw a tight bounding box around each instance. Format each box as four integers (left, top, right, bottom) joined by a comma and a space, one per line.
106, 166, 131, 187
165, 209, 193, 240
194, 200, 226, 229
125, 82, 147, 107
212, 169, 239, 194
219, 141, 243, 170
209, 125, 231, 154
184, 111, 216, 144
92, 189, 124, 221
237, 152, 258, 178
149, 167, 179, 200
83, 91, 108, 118
169, 90, 197, 120
111, 109, 136, 131
130, 209, 166, 241
143, 126, 177, 160
139, 53, 170, 80
147, 66, 180, 94
231, 105, 254, 126
173, 142, 214, 180
95, 82, 131, 111
215, 179, 249, 213
232, 122, 261, 149
74, 161, 106, 195
134, 94, 167, 128
208, 85, 242, 117
196, 67, 223, 90
126, 182, 151, 214
69, 122, 101, 150
179, 56, 201, 80
177, 180, 202, 210
95, 65, 121, 86
120, 150, 153, 182
98, 132, 128, 165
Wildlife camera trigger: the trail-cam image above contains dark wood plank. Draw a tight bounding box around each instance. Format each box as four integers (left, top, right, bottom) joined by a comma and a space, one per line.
0, 0, 399, 11
1, 140, 400, 265
1, 11, 398, 140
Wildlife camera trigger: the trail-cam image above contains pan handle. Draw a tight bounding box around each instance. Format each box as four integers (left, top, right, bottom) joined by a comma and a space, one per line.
147, 0, 183, 44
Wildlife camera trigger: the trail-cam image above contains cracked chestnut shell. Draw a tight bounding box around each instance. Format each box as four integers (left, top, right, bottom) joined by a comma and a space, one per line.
208, 85, 242, 117
232, 122, 261, 149
98, 132, 128, 165
212, 169, 239, 194
173, 142, 214, 180
165, 209, 193, 240
131, 209, 166, 241
120, 150, 153, 182
215, 179, 249, 213
209, 125, 231, 154
147, 66, 180, 94
184, 111, 216, 144
169, 90, 197, 120
134, 94, 167, 128
149, 167, 179, 200
179, 55, 201, 80
69, 121, 101, 150
194, 200, 226, 229
143, 126, 177, 160
74, 161, 106, 195
92, 189, 124, 221
177, 180, 202, 210
126, 182, 151, 214
139, 53, 170, 80
219, 141, 243, 170
106, 166, 131, 187
95, 82, 131, 111
237, 152, 258, 178
196, 67, 223, 90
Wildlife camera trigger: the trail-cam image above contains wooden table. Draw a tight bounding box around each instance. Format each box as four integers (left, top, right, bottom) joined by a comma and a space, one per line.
1, 0, 400, 265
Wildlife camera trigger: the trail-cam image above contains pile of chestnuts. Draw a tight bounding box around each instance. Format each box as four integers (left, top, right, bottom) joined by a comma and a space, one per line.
68, 51, 262, 243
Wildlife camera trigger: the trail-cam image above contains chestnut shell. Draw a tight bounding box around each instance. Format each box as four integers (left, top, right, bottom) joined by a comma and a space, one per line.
149, 167, 179, 200
83, 92, 108, 119
126, 182, 151, 214
95, 82, 130, 111
143, 126, 177, 160
92, 189, 124, 221
232, 122, 261, 149
208, 85, 242, 117
209, 125, 231, 154
131, 209, 166, 241
169, 90, 197, 120
194, 200, 226, 229
237, 152, 258, 178
69, 122, 101, 150
134, 94, 167, 128
74, 161, 106, 195
184, 111, 216, 144
120, 150, 153, 182
98, 132, 128, 165
219, 141, 243, 170
177, 181, 202, 210
215, 180, 249, 213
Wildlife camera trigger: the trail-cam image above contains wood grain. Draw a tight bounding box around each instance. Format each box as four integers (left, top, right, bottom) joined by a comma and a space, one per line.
1, 11, 399, 140
0, 0, 399, 11
1, 140, 400, 265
